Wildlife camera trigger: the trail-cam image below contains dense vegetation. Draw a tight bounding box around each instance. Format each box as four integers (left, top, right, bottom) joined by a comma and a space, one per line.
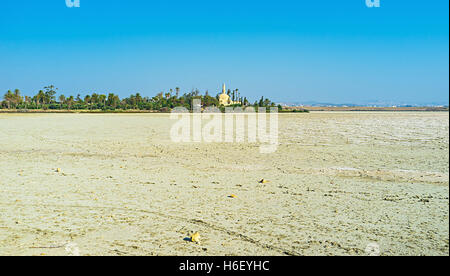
1, 85, 285, 112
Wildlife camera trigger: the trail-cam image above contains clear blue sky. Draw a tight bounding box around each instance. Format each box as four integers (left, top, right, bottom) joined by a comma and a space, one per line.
0, 0, 448, 105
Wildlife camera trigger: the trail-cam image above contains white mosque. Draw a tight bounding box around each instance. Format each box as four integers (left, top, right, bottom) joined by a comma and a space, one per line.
218, 83, 241, 106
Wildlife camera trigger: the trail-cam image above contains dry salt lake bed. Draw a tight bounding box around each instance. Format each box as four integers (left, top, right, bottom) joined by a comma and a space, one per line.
0, 112, 448, 256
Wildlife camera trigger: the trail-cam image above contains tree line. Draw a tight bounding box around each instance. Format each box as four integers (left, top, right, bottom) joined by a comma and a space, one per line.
1, 85, 282, 112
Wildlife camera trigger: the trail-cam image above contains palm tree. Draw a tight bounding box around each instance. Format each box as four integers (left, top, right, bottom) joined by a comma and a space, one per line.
59, 95, 66, 109
91, 93, 99, 106
259, 96, 264, 107
4, 90, 13, 109
99, 94, 106, 108
24, 96, 30, 109
84, 95, 91, 109
113, 95, 120, 108
67, 96, 74, 110
37, 90, 45, 106
129, 94, 136, 109
135, 93, 142, 108
43, 85, 57, 104
107, 93, 119, 108
13, 89, 22, 107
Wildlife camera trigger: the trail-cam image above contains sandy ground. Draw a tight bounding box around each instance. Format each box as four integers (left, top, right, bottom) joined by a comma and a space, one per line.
0, 112, 448, 256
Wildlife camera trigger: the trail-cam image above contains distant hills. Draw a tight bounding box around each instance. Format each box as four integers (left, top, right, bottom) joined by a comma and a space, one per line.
277, 100, 449, 108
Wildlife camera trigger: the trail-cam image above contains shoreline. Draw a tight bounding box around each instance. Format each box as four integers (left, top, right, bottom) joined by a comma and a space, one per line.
284, 106, 449, 112
0, 106, 448, 114
0, 109, 161, 114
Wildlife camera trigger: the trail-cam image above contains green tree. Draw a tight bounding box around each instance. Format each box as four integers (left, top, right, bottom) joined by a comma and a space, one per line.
36, 90, 45, 106
67, 96, 74, 110
91, 93, 99, 105
3, 90, 13, 109
99, 94, 106, 108
84, 95, 91, 110
44, 85, 57, 104
13, 89, 23, 107
59, 95, 66, 109
107, 93, 119, 108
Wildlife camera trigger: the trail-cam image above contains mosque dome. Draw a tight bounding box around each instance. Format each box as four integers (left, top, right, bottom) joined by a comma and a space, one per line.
219, 92, 230, 101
